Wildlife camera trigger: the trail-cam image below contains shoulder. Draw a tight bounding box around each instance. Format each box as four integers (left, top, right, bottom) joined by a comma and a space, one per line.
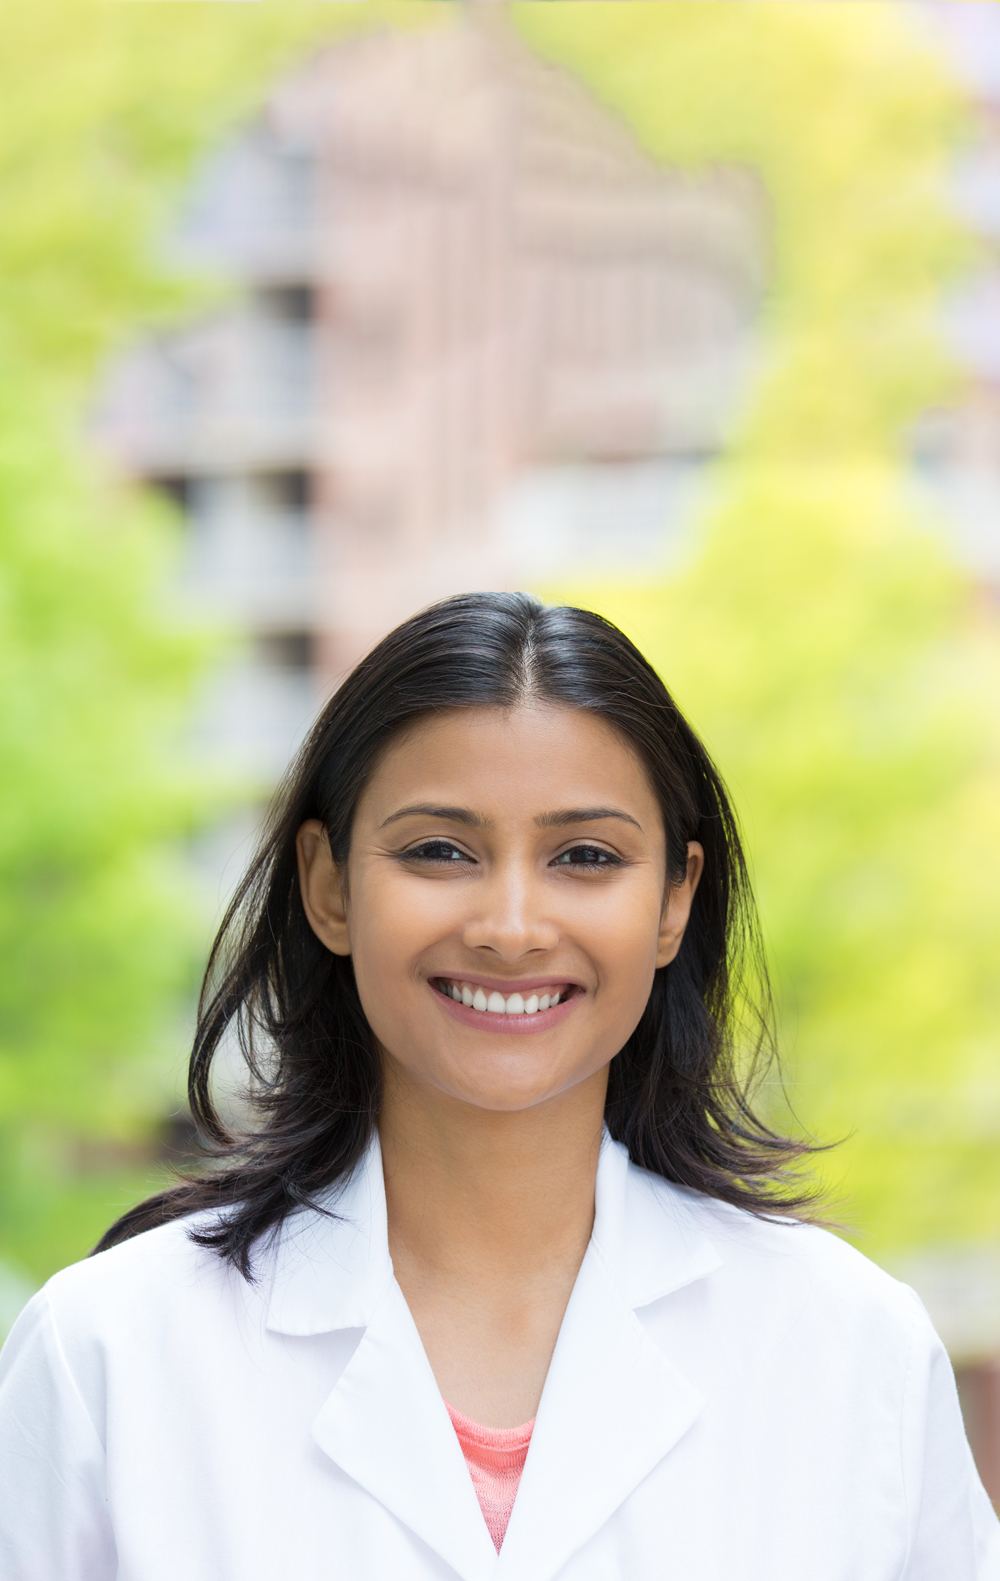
0, 1214, 269, 1443
636, 1163, 932, 1345
622, 1165, 954, 1432
22, 1213, 247, 1357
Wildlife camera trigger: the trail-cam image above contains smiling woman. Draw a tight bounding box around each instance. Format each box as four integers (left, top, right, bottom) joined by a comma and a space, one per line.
0, 593, 996, 1579
296, 705, 703, 1143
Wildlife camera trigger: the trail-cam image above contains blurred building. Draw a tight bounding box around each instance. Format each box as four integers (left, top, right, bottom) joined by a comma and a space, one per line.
912, 1, 1000, 596
96, 11, 764, 782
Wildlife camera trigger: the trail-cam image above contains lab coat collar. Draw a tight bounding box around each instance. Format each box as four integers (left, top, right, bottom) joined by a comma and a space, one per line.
590, 1127, 723, 1308
264, 1129, 720, 1337
264, 1135, 394, 1336
265, 1131, 721, 1581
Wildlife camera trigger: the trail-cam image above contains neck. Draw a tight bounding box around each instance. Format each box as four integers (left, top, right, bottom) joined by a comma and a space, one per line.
378, 1063, 607, 1290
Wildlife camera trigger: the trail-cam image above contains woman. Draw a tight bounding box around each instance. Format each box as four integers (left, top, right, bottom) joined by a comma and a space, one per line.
1, 592, 996, 1579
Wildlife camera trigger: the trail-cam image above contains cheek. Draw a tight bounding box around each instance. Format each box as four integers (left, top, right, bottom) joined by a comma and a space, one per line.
349, 913, 410, 999
348, 920, 415, 1053
587, 880, 665, 991
347, 870, 453, 999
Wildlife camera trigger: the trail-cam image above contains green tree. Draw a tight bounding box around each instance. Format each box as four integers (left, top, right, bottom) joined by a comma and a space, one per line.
518, 3, 1000, 1256
0, 2, 439, 1288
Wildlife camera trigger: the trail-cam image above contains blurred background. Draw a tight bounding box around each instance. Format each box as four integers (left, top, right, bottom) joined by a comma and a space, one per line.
2, 0, 1000, 1496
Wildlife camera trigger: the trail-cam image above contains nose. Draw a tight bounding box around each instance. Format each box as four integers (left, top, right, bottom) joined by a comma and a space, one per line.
460, 861, 559, 960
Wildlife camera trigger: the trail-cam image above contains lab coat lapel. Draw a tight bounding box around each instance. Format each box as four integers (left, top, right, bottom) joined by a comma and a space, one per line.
266, 1140, 498, 1581
496, 1138, 720, 1581
311, 1278, 499, 1581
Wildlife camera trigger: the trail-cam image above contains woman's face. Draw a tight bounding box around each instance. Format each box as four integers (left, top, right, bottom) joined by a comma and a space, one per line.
297, 704, 702, 1114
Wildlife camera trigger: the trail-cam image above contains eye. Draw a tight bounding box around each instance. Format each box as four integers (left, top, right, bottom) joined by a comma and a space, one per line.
400, 839, 474, 865
551, 844, 623, 871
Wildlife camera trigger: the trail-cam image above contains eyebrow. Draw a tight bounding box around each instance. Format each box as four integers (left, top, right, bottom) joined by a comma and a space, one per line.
379, 804, 493, 830
379, 803, 642, 833
535, 806, 643, 832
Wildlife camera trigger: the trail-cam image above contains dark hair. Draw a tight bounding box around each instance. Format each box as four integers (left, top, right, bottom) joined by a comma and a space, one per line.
96, 592, 820, 1276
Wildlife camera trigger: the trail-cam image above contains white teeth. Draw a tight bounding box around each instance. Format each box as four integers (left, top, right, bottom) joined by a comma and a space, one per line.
440, 980, 568, 1015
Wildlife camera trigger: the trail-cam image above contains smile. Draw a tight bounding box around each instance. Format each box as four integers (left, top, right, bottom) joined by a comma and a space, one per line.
433, 978, 574, 1016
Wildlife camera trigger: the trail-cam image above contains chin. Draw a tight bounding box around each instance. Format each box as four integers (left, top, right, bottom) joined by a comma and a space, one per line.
456, 1089, 559, 1114
439, 1063, 590, 1114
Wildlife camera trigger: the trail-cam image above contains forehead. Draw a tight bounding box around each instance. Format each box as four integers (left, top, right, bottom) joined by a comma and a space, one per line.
357, 704, 662, 830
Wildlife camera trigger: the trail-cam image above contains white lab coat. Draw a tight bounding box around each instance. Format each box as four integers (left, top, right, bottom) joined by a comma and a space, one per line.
0, 1132, 997, 1580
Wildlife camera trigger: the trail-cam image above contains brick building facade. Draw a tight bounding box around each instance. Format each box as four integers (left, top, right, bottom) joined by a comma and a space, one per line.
97, 12, 763, 778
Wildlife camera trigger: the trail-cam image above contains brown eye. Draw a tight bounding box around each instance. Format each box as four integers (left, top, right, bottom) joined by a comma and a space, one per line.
552, 845, 622, 870
402, 841, 472, 864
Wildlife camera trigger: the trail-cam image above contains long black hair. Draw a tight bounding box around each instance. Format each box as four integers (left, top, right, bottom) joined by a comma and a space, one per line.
96, 592, 820, 1276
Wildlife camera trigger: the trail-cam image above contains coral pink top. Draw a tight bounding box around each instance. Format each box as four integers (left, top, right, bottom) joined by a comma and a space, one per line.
446, 1403, 535, 1551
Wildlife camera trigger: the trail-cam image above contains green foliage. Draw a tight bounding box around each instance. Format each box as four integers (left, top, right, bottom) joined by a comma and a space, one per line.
0, 0, 444, 1286
518, 3, 1000, 1256
0, 4, 432, 385
0, 386, 197, 1138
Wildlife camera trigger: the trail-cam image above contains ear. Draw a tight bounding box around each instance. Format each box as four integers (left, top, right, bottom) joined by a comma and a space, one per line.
656, 841, 704, 969
296, 818, 352, 956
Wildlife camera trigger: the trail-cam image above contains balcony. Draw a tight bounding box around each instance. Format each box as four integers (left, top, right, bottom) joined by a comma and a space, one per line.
173, 124, 320, 284
190, 647, 322, 784
97, 313, 320, 475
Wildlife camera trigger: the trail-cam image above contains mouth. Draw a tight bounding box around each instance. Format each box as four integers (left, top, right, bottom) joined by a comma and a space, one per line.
431, 976, 581, 1020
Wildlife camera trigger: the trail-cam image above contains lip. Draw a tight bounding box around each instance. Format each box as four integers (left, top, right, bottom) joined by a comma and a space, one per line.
429, 978, 583, 1036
